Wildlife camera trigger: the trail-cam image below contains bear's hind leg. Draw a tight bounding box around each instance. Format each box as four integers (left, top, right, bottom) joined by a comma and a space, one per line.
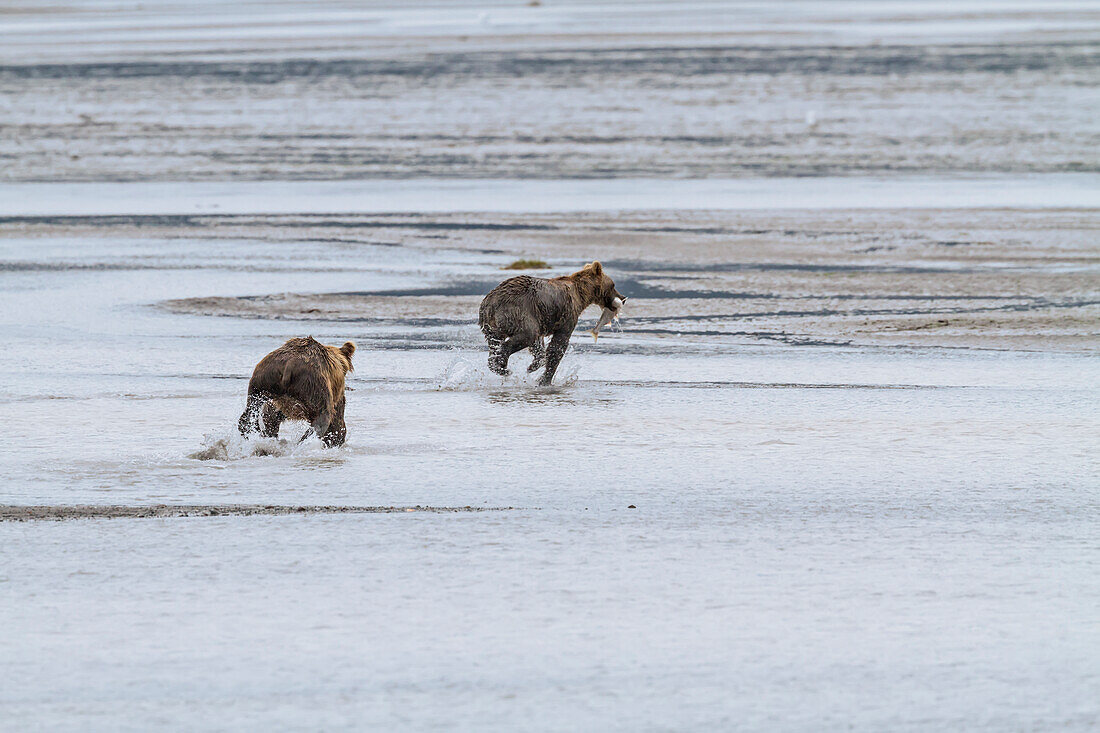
490, 332, 534, 376
487, 346, 507, 375
238, 390, 271, 436
259, 401, 285, 439
320, 398, 347, 448
485, 331, 510, 375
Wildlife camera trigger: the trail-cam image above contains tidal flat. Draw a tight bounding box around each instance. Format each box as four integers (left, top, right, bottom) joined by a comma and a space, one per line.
1, 1, 1098, 730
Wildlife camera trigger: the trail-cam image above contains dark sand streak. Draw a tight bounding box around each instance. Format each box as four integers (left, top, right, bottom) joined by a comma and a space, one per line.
1, 504, 516, 521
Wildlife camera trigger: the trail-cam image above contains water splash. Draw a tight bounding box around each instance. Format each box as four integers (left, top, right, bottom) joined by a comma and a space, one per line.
437, 354, 580, 391
437, 355, 494, 390
188, 428, 322, 461
555, 362, 581, 387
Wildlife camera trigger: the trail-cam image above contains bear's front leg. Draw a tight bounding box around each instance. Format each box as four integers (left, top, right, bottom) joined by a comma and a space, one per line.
527, 337, 547, 373
538, 331, 572, 386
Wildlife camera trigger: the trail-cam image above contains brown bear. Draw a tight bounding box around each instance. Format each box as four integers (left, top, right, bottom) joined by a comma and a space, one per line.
237, 337, 355, 447
479, 261, 626, 385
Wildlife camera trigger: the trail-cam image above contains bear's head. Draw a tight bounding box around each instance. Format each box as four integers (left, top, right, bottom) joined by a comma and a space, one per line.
579, 261, 627, 312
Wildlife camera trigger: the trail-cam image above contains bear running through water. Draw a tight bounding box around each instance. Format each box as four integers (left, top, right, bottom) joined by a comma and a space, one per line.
479, 261, 626, 386
238, 337, 355, 447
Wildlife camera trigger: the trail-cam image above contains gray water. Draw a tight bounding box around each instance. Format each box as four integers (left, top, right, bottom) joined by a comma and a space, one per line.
1, 206, 1097, 730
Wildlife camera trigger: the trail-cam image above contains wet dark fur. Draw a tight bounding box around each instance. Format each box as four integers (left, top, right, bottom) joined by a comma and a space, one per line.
237, 337, 355, 447
478, 261, 625, 385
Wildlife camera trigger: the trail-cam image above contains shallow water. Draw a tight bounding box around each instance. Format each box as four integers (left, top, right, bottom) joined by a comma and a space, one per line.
1, 206, 1098, 729
1, 224, 1094, 507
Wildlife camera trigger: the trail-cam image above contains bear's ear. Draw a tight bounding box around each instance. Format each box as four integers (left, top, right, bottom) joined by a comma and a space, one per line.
586, 261, 603, 276
340, 341, 356, 361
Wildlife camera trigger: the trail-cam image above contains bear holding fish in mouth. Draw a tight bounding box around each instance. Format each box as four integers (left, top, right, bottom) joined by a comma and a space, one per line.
479, 261, 626, 386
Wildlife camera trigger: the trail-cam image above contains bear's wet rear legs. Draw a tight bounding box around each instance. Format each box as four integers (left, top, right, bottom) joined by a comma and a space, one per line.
486, 331, 535, 376
238, 390, 271, 436
322, 399, 347, 447
240, 389, 341, 447
298, 398, 346, 447
484, 329, 567, 385
487, 343, 508, 375
238, 391, 286, 439
259, 402, 285, 438
484, 330, 507, 375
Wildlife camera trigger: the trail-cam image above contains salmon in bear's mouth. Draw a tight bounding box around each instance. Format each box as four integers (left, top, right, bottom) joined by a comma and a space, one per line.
590, 297, 623, 342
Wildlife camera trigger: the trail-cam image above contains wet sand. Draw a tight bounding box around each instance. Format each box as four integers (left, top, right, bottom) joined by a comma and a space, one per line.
3, 5, 1097, 183
5, 43, 1096, 182
142, 208, 1099, 352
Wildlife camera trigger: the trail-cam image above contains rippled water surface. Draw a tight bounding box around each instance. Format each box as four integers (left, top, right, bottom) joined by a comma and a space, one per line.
2, 209, 1097, 730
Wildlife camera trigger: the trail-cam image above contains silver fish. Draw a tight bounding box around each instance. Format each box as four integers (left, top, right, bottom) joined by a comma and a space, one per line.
589, 297, 623, 342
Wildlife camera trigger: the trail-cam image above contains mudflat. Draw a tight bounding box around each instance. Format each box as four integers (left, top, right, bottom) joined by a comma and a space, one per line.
0, 504, 508, 521
139, 207, 1098, 352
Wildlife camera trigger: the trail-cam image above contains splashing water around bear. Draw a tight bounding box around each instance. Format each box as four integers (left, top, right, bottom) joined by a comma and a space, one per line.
438, 355, 496, 391
438, 354, 580, 391
188, 428, 324, 461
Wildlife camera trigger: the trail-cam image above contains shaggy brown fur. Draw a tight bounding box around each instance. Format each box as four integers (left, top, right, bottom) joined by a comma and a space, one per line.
237, 337, 355, 447
479, 261, 626, 385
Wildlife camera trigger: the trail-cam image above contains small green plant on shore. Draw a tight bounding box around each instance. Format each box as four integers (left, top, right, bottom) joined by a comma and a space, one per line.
502, 259, 549, 270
